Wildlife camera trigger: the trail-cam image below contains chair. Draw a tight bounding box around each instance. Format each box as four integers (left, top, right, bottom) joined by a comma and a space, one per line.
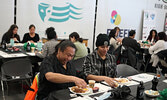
108, 44, 115, 54
71, 57, 86, 71
116, 64, 139, 77
1, 58, 32, 100
115, 45, 137, 68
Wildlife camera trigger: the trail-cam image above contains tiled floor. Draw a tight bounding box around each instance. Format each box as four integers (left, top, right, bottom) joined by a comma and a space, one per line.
0, 81, 26, 100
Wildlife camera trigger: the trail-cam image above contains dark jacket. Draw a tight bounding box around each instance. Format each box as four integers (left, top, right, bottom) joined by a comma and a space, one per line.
122, 37, 140, 52
1, 33, 20, 44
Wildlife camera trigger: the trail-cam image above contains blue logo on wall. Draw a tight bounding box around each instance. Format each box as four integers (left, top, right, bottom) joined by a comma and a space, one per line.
150, 14, 155, 20
38, 2, 82, 22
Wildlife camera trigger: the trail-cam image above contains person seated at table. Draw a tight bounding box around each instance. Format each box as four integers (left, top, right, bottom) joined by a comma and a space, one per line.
37, 40, 87, 100
69, 32, 88, 60
36, 27, 59, 58
146, 29, 158, 44
83, 34, 117, 87
1, 24, 20, 44
149, 32, 167, 68
122, 30, 140, 52
22, 24, 40, 43
108, 29, 121, 51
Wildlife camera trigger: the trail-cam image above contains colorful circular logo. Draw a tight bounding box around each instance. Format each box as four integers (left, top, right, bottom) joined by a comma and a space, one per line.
110, 10, 121, 25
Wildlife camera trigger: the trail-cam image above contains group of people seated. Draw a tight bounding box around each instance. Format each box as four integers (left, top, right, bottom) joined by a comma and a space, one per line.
108, 27, 167, 72
1, 24, 167, 100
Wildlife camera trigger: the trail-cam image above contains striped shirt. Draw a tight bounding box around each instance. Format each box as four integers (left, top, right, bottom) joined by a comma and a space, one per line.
83, 50, 117, 78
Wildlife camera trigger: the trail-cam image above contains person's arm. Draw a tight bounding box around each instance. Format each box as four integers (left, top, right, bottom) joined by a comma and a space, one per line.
149, 41, 161, 54
45, 72, 87, 88
36, 34, 40, 42
87, 74, 116, 87
36, 43, 48, 58
22, 34, 27, 43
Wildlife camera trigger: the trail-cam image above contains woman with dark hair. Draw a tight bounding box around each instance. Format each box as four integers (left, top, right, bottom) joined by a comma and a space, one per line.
147, 29, 158, 43
69, 32, 88, 60
149, 32, 167, 68
22, 24, 40, 43
108, 29, 121, 51
1, 24, 20, 44
36, 27, 58, 58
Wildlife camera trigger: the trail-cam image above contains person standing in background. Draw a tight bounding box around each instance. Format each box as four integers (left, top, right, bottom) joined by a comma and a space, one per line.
36, 27, 59, 58
1, 24, 20, 44
69, 32, 88, 60
22, 24, 40, 43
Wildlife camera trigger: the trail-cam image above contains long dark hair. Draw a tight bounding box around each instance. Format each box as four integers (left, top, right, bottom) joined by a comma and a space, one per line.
108, 29, 116, 40
147, 29, 158, 42
69, 32, 83, 43
5, 24, 18, 38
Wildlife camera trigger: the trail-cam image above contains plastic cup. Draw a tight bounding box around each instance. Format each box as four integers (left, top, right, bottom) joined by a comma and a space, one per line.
88, 80, 95, 88
31, 47, 35, 53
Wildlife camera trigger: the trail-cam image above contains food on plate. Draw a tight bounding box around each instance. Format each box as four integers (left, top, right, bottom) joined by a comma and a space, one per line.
145, 90, 159, 96
114, 82, 119, 87
92, 87, 99, 93
116, 78, 129, 83
71, 86, 89, 93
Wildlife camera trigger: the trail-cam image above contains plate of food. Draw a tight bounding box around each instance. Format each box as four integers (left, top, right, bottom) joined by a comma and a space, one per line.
69, 86, 90, 95
115, 78, 130, 85
144, 90, 160, 97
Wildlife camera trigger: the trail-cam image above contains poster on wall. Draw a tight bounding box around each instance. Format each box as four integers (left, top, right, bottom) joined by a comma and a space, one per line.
142, 10, 156, 40
17, 0, 96, 50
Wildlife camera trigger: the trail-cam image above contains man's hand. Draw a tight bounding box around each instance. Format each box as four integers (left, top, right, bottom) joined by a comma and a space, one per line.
72, 77, 87, 88
104, 77, 117, 87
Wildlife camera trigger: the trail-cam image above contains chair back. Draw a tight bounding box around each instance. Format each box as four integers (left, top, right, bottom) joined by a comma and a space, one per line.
116, 64, 139, 77
71, 57, 86, 71
1, 58, 32, 77
108, 44, 115, 54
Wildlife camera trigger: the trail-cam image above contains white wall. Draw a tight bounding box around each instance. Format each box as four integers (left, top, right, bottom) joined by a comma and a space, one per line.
0, 0, 14, 42
0, 0, 167, 51
17, 0, 96, 50
95, 0, 167, 47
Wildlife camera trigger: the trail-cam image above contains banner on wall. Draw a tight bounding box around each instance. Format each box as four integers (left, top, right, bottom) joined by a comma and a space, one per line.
142, 10, 156, 40
17, 0, 96, 50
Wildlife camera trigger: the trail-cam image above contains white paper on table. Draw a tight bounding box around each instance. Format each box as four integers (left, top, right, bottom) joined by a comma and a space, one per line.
163, 80, 167, 83
0, 51, 27, 58
94, 83, 111, 92
130, 73, 154, 83
14, 43, 24, 47
2, 53, 27, 58
101, 80, 139, 87
26, 52, 36, 56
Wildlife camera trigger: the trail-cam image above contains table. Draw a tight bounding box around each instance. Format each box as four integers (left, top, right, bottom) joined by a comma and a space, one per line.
47, 74, 167, 100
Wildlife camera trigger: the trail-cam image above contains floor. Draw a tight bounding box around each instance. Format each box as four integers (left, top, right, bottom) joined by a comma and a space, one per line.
0, 81, 26, 100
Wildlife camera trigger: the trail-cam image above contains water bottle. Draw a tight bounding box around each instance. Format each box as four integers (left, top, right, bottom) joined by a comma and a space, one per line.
1, 40, 6, 49
26, 42, 31, 52
10, 38, 14, 47
151, 76, 159, 91
37, 41, 42, 51
136, 81, 145, 100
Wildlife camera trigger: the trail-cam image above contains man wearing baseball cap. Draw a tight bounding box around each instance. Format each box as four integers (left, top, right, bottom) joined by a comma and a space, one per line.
83, 34, 117, 87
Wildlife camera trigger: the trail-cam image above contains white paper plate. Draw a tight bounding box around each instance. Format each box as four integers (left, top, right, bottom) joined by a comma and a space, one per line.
144, 90, 160, 97
69, 86, 91, 95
